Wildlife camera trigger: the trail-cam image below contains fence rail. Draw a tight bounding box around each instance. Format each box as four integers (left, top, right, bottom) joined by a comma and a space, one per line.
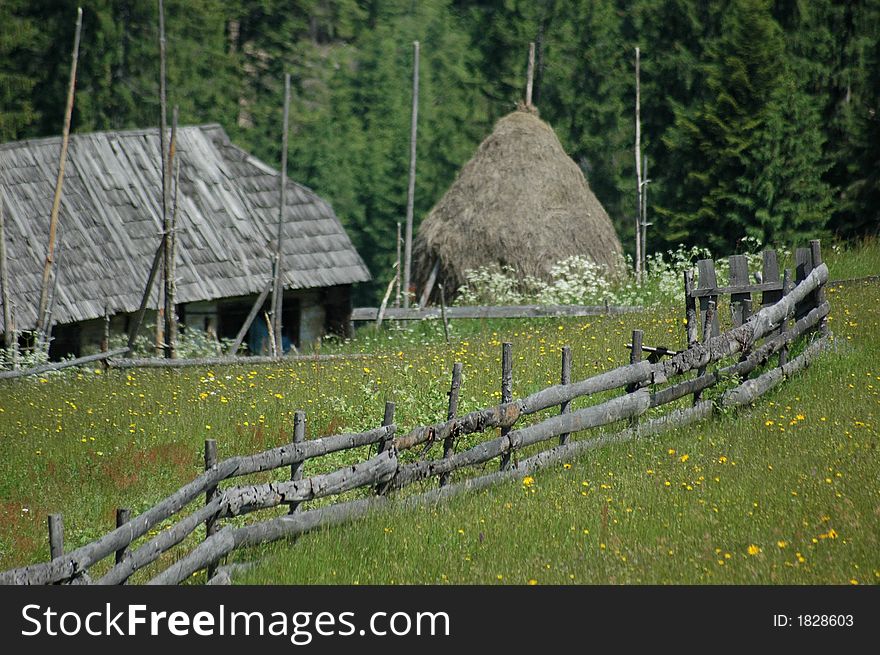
0, 242, 833, 586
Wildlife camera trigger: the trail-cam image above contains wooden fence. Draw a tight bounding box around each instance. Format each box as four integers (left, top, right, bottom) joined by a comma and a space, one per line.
0, 242, 831, 585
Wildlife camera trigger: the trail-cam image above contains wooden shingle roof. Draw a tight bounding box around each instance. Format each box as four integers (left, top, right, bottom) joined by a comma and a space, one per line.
0, 124, 370, 331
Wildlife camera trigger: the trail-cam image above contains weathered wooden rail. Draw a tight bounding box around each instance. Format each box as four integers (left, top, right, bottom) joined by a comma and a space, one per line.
351, 303, 642, 321
0, 242, 832, 585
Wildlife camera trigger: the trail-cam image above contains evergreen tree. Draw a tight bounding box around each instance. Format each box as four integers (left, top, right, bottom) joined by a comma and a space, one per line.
658, 0, 818, 252
0, 0, 41, 141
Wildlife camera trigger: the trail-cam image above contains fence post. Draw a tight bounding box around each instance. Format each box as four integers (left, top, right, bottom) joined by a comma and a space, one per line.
683, 269, 698, 347
779, 269, 792, 367
728, 254, 752, 327
559, 346, 572, 445
810, 239, 828, 335
694, 300, 715, 404
48, 514, 63, 561
115, 508, 131, 564
794, 247, 813, 321
204, 439, 219, 579
439, 363, 463, 487
696, 259, 720, 338
627, 331, 643, 428
289, 411, 306, 514
499, 342, 513, 471
376, 401, 395, 495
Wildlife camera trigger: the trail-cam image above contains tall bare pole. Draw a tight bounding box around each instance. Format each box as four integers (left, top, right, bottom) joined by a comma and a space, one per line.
158, 0, 175, 358
526, 42, 536, 108
634, 46, 643, 284
641, 153, 649, 276
166, 105, 179, 358
0, 195, 11, 349
395, 222, 402, 308
271, 73, 291, 356
402, 41, 419, 308
37, 7, 82, 340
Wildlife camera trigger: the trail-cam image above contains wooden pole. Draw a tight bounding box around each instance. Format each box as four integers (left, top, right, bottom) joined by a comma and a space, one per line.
204, 439, 219, 578
158, 0, 175, 359
37, 7, 82, 340
641, 153, 648, 276
439, 283, 450, 344
402, 41, 419, 309
634, 46, 643, 284
42, 241, 65, 343
810, 240, 828, 335
48, 514, 64, 561
439, 362, 463, 487
559, 345, 572, 445
289, 411, 306, 514
627, 330, 643, 428
395, 222, 402, 308
376, 401, 395, 496
127, 240, 164, 352
693, 300, 715, 404
0, 195, 12, 349
376, 271, 398, 329
271, 74, 291, 355
526, 42, 536, 108
229, 281, 272, 356
115, 508, 131, 565
779, 269, 791, 367
10, 303, 18, 369
683, 269, 698, 347
499, 342, 513, 471
165, 104, 179, 358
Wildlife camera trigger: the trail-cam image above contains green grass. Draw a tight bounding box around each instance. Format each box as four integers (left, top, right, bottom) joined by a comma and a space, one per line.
0, 240, 877, 584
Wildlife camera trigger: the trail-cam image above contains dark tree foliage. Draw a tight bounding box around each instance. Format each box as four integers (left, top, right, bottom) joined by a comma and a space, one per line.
1, 0, 878, 301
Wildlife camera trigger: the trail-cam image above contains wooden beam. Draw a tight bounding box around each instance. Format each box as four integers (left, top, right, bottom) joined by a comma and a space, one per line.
37, 7, 82, 340
526, 42, 536, 107
417, 259, 439, 307
271, 73, 291, 355
402, 41, 420, 309
0, 194, 11, 348
228, 281, 272, 356
352, 303, 642, 321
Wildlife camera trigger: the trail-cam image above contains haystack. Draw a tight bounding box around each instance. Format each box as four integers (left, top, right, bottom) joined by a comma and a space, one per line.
413, 109, 623, 302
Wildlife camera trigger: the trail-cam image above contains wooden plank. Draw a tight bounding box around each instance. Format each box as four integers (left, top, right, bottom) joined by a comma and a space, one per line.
761, 250, 782, 308
289, 411, 305, 514
794, 247, 813, 321
107, 352, 369, 369
627, 330, 643, 428
0, 346, 129, 380
728, 255, 752, 327
779, 269, 791, 367
810, 240, 828, 335
683, 269, 698, 347
351, 303, 643, 321
696, 259, 720, 337
204, 439, 219, 579
228, 281, 272, 356
48, 514, 64, 561
694, 300, 715, 404
418, 259, 439, 308
690, 281, 783, 298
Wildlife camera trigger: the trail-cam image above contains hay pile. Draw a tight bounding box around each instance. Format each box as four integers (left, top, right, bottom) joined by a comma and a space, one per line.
413, 109, 623, 302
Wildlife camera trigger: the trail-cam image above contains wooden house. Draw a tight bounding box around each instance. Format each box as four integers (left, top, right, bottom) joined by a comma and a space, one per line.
0, 124, 370, 357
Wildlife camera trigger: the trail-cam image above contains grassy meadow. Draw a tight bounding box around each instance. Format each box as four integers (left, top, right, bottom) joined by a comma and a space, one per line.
0, 241, 877, 584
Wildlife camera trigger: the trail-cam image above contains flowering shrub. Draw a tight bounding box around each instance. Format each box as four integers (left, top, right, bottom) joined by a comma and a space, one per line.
455, 244, 718, 308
